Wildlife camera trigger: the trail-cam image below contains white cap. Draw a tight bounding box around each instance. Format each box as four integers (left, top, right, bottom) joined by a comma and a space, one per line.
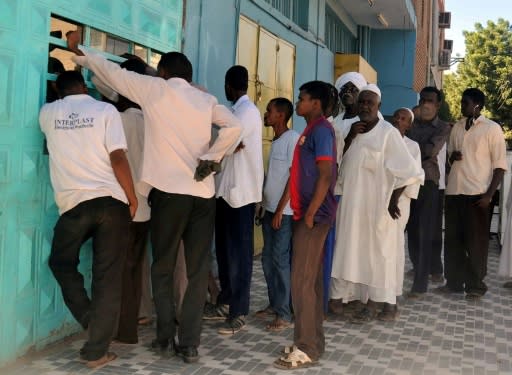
360, 84, 381, 100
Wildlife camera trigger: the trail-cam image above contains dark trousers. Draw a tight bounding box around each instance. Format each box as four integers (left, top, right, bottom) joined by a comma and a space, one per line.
444, 195, 489, 295
215, 198, 255, 318
407, 181, 439, 292
116, 220, 150, 343
49, 197, 131, 361
150, 190, 215, 347
431, 190, 445, 275
291, 220, 330, 361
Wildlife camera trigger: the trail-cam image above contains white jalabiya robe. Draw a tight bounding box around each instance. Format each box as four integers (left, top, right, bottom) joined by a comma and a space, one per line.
330, 120, 424, 304
498, 174, 512, 277
395, 137, 422, 296
332, 113, 360, 195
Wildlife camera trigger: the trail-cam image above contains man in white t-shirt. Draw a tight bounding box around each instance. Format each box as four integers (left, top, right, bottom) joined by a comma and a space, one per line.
204, 66, 264, 335
257, 97, 299, 331
71, 46, 241, 363
40, 71, 137, 369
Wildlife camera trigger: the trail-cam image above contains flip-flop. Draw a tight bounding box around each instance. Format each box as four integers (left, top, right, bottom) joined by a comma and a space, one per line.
266, 319, 293, 332
273, 348, 317, 370
85, 352, 117, 369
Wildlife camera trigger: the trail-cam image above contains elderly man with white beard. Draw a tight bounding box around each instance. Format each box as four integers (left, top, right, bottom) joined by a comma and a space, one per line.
330, 84, 424, 323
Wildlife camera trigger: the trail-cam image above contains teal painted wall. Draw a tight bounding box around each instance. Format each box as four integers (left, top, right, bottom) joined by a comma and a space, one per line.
368, 29, 418, 117
0, 0, 182, 366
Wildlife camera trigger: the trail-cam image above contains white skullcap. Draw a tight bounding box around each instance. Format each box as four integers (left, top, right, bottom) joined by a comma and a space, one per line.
334, 72, 367, 92
91, 75, 119, 103
360, 84, 381, 99
398, 107, 415, 123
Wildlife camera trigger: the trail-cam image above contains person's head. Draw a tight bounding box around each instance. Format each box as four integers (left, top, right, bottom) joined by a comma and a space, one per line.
264, 97, 293, 128
358, 84, 381, 123
115, 58, 148, 111
296, 81, 330, 118
325, 83, 340, 118
461, 88, 485, 118
225, 65, 248, 102
335, 72, 366, 108
392, 108, 414, 136
418, 86, 442, 121
412, 105, 421, 121
56, 70, 87, 98
157, 52, 193, 82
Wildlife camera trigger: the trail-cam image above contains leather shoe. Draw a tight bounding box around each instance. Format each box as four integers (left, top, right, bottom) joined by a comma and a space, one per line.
150, 338, 173, 353
175, 344, 199, 363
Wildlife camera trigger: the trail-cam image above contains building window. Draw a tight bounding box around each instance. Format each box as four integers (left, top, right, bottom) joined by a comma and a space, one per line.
263, 0, 309, 30
47, 15, 163, 103
325, 6, 357, 54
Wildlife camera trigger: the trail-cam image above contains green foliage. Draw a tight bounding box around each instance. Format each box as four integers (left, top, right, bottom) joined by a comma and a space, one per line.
443, 19, 512, 128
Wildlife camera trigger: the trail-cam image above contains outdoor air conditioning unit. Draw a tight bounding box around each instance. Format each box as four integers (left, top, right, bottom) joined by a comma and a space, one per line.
439, 49, 451, 68
439, 12, 451, 28
443, 39, 453, 51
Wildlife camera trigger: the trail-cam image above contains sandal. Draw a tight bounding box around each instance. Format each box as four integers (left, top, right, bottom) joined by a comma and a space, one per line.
266, 317, 293, 332
255, 305, 275, 319
376, 304, 400, 322
85, 352, 117, 369
280, 344, 297, 355
273, 348, 317, 370
138, 317, 152, 325
350, 307, 377, 324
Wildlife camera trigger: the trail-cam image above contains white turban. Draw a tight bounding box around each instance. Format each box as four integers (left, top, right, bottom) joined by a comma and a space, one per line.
399, 107, 415, 123
334, 72, 367, 92
360, 84, 381, 99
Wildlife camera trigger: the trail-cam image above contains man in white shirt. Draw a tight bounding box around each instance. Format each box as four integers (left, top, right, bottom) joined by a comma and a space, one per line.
441, 88, 507, 299
258, 97, 299, 331
204, 66, 264, 335
71, 47, 241, 363
40, 71, 137, 368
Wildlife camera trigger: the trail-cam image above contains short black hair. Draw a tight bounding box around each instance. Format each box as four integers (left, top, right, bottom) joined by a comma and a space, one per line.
269, 97, 294, 122
120, 58, 147, 75
462, 88, 485, 108
158, 52, 193, 82
420, 86, 443, 102
299, 81, 330, 113
326, 83, 340, 118
56, 70, 85, 95
225, 65, 248, 91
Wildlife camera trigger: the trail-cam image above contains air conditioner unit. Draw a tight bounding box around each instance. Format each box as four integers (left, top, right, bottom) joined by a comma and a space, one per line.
439, 12, 451, 28
439, 49, 451, 68
443, 39, 453, 51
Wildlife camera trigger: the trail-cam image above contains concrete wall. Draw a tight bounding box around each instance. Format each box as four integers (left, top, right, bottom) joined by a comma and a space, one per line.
183, 0, 335, 131
369, 29, 419, 116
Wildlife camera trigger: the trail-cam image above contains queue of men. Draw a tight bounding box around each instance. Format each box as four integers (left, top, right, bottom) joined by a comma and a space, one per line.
39, 37, 507, 370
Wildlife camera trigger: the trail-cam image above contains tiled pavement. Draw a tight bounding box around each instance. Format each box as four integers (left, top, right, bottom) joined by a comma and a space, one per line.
4, 236, 512, 375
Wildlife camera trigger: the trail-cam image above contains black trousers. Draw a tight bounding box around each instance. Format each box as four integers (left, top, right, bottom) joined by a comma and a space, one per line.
407, 181, 439, 292
49, 197, 131, 361
116, 220, 150, 343
215, 198, 255, 318
150, 189, 215, 347
431, 189, 445, 275
444, 195, 489, 295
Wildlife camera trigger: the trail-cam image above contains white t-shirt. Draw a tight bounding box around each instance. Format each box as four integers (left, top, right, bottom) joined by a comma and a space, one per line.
73, 50, 241, 199
120, 108, 150, 222
215, 95, 264, 208
263, 129, 300, 215
39, 94, 128, 214
437, 142, 447, 190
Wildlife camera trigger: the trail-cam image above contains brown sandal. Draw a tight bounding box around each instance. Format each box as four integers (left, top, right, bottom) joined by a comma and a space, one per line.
266, 317, 293, 332
85, 352, 117, 369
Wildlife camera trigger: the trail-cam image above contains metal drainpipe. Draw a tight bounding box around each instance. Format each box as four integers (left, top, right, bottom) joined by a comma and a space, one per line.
233, 0, 242, 64
315, 0, 320, 79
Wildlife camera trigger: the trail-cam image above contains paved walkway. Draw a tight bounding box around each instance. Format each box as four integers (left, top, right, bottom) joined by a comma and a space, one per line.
3, 236, 512, 375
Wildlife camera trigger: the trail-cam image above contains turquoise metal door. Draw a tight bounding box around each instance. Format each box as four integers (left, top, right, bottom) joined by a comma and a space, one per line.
0, 0, 183, 366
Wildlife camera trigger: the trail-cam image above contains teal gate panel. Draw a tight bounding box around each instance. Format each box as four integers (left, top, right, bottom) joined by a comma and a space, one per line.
0, 0, 183, 366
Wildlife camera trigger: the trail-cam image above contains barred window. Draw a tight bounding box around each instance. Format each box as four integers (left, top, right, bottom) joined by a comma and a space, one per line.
325, 6, 357, 54
263, 0, 309, 30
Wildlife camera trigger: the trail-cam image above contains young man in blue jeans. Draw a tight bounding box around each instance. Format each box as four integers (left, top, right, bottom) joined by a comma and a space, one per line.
274, 81, 337, 370
258, 98, 300, 331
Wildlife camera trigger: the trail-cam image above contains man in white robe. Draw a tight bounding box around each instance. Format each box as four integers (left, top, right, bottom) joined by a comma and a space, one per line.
330, 85, 424, 323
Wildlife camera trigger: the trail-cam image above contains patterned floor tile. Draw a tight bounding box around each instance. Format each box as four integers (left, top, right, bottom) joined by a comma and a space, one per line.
2, 228, 512, 374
